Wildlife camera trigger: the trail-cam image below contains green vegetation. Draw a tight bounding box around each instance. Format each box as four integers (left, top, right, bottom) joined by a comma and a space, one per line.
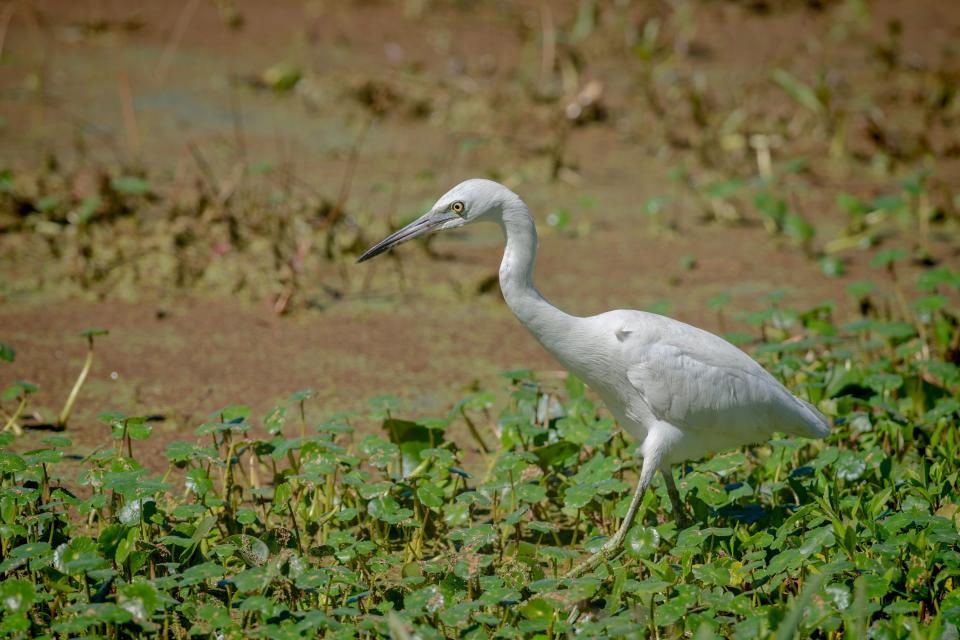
1, 263, 958, 638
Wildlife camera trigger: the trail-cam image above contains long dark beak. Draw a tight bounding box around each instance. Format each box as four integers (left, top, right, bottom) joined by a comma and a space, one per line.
357, 212, 456, 263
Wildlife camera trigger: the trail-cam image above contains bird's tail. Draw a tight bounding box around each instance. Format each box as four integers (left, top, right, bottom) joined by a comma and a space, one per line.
790, 397, 831, 439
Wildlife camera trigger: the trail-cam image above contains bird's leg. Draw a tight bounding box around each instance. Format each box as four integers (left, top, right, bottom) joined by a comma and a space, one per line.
661, 467, 690, 528
565, 454, 658, 579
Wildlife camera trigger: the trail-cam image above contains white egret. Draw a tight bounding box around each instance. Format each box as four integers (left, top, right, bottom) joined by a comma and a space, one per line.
358, 179, 830, 577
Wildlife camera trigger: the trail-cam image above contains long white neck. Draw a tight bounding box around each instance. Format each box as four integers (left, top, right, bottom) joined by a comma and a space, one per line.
498, 198, 577, 345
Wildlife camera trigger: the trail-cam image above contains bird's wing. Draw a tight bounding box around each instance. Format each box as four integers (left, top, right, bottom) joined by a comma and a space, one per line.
622, 315, 826, 439
627, 342, 769, 426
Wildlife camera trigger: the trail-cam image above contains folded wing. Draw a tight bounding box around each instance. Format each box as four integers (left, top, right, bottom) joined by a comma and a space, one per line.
624, 319, 829, 446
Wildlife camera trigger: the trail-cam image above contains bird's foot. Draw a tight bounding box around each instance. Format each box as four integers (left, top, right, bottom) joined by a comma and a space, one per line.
564, 535, 625, 580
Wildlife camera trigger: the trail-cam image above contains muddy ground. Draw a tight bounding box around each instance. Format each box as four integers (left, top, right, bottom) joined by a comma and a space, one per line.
1, 0, 958, 465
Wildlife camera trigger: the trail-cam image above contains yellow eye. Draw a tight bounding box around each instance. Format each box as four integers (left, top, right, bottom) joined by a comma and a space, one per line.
451, 201, 465, 214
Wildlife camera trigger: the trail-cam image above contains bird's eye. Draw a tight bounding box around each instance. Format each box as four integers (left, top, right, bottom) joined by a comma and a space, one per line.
451, 201, 465, 215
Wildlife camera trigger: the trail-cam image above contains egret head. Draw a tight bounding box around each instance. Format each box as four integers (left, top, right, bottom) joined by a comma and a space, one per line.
357, 178, 516, 263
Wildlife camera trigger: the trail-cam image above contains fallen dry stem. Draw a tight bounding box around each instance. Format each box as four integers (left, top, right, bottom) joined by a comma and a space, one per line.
57, 336, 95, 429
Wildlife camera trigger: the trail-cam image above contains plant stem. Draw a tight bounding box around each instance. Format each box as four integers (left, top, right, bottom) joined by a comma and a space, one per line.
58, 336, 95, 428
461, 406, 491, 454
2, 395, 26, 435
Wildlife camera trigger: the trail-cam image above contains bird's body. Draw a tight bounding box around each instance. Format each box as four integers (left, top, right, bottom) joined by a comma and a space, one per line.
528, 307, 829, 463
359, 178, 830, 577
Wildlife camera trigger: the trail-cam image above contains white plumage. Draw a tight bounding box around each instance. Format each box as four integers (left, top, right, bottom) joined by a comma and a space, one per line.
358, 178, 830, 576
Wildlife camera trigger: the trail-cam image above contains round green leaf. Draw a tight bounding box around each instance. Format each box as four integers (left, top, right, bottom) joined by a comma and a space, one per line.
416, 482, 444, 509
0, 580, 35, 613
118, 582, 160, 625
0, 452, 26, 474
626, 525, 660, 559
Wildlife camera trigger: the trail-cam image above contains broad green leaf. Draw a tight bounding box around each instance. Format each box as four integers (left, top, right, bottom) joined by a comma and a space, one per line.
0, 341, 14, 363
0, 580, 35, 613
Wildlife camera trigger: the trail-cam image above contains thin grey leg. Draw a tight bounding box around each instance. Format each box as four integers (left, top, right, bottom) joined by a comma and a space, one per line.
565, 453, 659, 579
661, 467, 690, 528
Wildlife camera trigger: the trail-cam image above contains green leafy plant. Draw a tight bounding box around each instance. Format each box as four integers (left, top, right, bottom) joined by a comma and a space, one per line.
1, 271, 957, 638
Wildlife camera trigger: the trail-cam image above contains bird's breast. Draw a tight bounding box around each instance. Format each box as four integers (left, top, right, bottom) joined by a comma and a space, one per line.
541, 329, 649, 437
